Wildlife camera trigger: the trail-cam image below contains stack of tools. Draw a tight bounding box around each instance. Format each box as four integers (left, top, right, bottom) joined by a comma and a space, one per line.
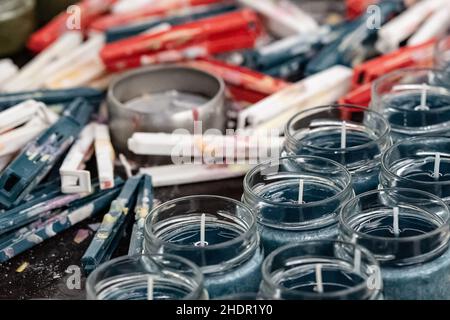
0, 0, 449, 280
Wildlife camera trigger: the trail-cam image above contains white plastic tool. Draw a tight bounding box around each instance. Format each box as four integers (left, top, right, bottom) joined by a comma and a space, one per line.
3, 32, 83, 92
237, 0, 319, 37
112, 0, 155, 14
59, 123, 96, 194
408, 5, 450, 46
128, 132, 284, 161
95, 124, 115, 190
376, 0, 448, 53
0, 59, 18, 91
139, 164, 252, 187
237, 65, 352, 131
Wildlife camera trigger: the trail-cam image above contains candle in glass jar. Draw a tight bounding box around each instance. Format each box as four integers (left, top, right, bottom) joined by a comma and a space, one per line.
371, 68, 450, 141
242, 155, 354, 255
86, 254, 206, 300
283, 104, 391, 194
144, 196, 263, 298
339, 188, 450, 300
380, 136, 450, 202
259, 241, 382, 300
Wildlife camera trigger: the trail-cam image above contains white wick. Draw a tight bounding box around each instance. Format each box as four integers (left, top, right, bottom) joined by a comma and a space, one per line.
200, 213, 206, 246
341, 121, 347, 149
353, 248, 361, 273
315, 264, 324, 293
434, 153, 441, 180
147, 276, 153, 300
298, 179, 304, 204
393, 207, 400, 237
415, 83, 430, 111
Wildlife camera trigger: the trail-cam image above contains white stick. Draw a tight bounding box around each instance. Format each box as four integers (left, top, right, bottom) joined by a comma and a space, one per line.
353, 248, 361, 273
341, 121, 347, 149
393, 207, 400, 237
200, 213, 206, 247
434, 153, 441, 180
0, 59, 18, 90
147, 276, 153, 301
94, 124, 115, 190
298, 179, 304, 204
315, 264, 324, 293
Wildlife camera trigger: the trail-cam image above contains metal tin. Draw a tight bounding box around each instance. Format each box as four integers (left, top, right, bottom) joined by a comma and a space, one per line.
107, 65, 226, 154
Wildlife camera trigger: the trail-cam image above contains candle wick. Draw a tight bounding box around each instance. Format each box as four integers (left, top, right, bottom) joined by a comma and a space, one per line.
393, 207, 400, 237
315, 264, 324, 294
353, 248, 361, 273
200, 213, 206, 247
434, 153, 441, 180
147, 276, 154, 301
414, 83, 430, 111
340, 121, 346, 149
298, 179, 304, 204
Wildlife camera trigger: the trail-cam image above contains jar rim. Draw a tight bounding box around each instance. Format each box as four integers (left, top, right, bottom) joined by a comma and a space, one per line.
339, 187, 450, 243
86, 253, 205, 300
144, 195, 256, 252
381, 136, 450, 186
261, 240, 380, 299
284, 104, 391, 153
243, 155, 353, 210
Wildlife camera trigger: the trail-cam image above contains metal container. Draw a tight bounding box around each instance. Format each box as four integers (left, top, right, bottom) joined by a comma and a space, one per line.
107, 65, 226, 155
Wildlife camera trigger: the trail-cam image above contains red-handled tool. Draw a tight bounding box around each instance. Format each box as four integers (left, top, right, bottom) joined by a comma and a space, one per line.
90, 0, 227, 31
27, 0, 116, 52
338, 82, 372, 107
346, 0, 379, 20
100, 9, 262, 64
104, 30, 260, 71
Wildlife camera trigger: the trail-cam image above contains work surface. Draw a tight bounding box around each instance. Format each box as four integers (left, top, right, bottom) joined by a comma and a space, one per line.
0, 177, 244, 299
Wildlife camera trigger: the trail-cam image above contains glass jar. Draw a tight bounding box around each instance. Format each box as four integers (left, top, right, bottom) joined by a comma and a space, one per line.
339, 188, 450, 299
0, 0, 35, 57
283, 104, 391, 194
259, 240, 382, 300
144, 195, 263, 298
380, 136, 450, 203
371, 68, 450, 141
242, 155, 354, 255
86, 254, 206, 300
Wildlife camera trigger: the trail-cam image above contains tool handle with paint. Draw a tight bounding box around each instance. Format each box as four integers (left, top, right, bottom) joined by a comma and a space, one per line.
82, 176, 142, 274
0, 186, 122, 264
100, 9, 262, 64
0, 87, 103, 112
0, 59, 18, 91
90, 0, 225, 31
237, 0, 318, 37
376, 0, 448, 53
338, 82, 372, 106
95, 124, 115, 190
140, 164, 251, 188
27, 0, 115, 52
237, 65, 352, 130
0, 98, 94, 208
60, 123, 96, 194
105, 3, 238, 42
104, 30, 260, 72
128, 132, 284, 159
128, 175, 153, 255
407, 5, 450, 46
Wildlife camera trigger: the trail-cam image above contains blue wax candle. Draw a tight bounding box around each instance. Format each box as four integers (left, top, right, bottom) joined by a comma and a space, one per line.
284, 105, 391, 194
259, 241, 382, 300
340, 188, 450, 300
144, 196, 263, 298
381, 137, 450, 202
86, 254, 206, 300
371, 69, 450, 141
243, 156, 353, 255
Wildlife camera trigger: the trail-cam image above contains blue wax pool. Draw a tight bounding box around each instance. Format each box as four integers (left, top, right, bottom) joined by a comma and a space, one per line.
255, 180, 341, 254
349, 209, 450, 299
287, 129, 381, 194
151, 221, 263, 298
94, 275, 198, 300
381, 92, 450, 140
386, 156, 450, 201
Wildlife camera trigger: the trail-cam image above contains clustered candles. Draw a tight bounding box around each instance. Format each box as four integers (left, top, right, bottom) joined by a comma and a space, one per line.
88, 60, 450, 301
